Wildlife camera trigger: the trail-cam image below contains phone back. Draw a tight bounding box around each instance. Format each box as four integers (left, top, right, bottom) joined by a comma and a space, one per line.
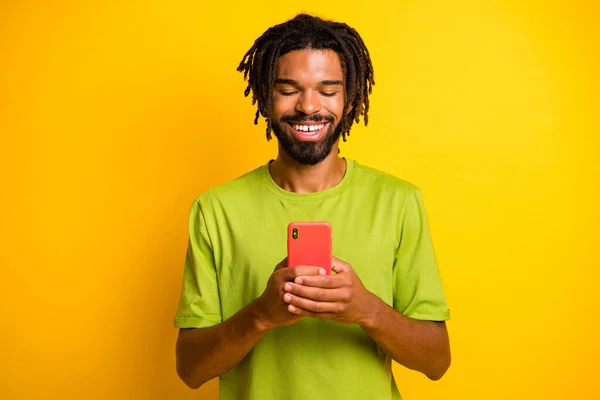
287, 221, 332, 274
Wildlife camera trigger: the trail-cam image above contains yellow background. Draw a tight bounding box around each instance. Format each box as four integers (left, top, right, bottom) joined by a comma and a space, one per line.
1, 0, 599, 399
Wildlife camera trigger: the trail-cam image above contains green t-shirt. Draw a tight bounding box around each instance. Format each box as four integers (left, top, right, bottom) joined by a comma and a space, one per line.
174, 158, 450, 400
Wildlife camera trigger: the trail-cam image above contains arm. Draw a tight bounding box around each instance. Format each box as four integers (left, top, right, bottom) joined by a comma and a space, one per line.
176, 298, 268, 389
175, 262, 326, 389
369, 187, 451, 379
283, 258, 450, 380
283, 189, 451, 379
360, 295, 450, 380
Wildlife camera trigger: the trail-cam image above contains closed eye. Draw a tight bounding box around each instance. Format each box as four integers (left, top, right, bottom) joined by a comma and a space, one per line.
320, 92, 338, 97
280, 91, 299, 96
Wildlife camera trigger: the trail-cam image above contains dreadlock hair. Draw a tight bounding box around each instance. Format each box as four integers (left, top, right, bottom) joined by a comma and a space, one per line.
237, 14, 375, 142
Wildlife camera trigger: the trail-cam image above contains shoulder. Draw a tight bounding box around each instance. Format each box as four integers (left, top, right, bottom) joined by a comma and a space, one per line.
352, 160, 420, 196
193, 163, 266, 208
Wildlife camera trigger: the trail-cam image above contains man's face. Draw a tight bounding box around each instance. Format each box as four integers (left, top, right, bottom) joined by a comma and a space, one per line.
270, 49, 345, 165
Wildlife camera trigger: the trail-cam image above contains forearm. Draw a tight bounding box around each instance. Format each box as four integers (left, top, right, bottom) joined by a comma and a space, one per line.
176, 298, 269, 389
361, 296, 451, 380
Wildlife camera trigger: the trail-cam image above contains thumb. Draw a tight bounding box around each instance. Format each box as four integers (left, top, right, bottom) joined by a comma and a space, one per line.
274, 257, 288, 272
331, 257, 352, 274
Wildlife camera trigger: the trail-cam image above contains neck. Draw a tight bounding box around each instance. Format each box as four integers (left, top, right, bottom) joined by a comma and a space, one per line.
269, 145, 346, 194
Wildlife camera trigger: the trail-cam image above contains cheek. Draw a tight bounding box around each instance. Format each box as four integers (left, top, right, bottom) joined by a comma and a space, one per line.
324, 97, 345, 119
271, 94, 295, 117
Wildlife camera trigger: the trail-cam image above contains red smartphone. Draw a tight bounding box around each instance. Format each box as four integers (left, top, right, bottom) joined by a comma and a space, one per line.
287, 221, 332, 274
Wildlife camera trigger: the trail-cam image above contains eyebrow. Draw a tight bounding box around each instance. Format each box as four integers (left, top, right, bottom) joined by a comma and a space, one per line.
274, 79, 343, 86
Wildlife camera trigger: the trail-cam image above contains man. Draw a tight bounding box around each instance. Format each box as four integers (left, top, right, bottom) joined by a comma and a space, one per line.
174, 13, 451, 400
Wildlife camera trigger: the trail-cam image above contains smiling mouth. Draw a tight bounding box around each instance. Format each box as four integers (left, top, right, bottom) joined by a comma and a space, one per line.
287, 122, 328, 139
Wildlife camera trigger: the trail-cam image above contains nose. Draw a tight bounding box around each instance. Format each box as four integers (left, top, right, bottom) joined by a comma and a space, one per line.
295, 90, 321, 115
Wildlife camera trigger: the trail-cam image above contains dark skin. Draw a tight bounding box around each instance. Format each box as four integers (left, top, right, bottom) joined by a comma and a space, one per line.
176, 262, 325, 389
283, 256, 451, 380
268, 49, 348, 192
176, 49, 450, 389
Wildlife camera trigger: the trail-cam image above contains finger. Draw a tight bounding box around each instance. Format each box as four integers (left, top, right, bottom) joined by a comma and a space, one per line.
283, 293, 343, 313
278, 265, 326, 281
331, 257, 353, 274
287, 304, 338, 320
293, 274, 345, 288
283, 283, 349, 302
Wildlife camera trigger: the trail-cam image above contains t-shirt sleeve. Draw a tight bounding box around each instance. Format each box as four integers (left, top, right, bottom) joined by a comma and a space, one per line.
173, 199, 223, 328
392, 188, 450, 321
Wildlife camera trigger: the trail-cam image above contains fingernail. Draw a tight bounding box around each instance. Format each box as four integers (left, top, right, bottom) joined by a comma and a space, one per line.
284, 283, 293, 291
283, 294, 292, 302
319, 268, 325, 275
295, 277, 303, 284
288, 304, 296, 312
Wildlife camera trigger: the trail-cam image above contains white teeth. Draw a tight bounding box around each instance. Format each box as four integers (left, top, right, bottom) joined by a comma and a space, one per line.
292, 124, 325, 133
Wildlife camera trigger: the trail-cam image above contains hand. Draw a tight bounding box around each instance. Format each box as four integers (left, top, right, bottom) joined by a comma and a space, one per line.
282, 256, 378, 326
254, 258, 327, 331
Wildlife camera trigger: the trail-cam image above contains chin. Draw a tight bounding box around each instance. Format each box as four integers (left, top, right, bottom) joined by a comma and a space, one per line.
273, 120, 341, 165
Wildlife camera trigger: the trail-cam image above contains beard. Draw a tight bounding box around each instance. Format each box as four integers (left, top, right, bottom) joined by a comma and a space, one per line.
271, 113, 342, 165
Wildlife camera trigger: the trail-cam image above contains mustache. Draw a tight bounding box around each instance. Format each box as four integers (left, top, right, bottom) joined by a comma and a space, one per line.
281, 114, 335, 123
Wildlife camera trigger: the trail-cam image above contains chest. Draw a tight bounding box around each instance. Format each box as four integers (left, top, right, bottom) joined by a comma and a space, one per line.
211, 196, 399, 317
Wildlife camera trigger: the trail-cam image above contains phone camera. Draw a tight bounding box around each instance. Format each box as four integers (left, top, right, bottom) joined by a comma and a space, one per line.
292, 228, 299, 240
